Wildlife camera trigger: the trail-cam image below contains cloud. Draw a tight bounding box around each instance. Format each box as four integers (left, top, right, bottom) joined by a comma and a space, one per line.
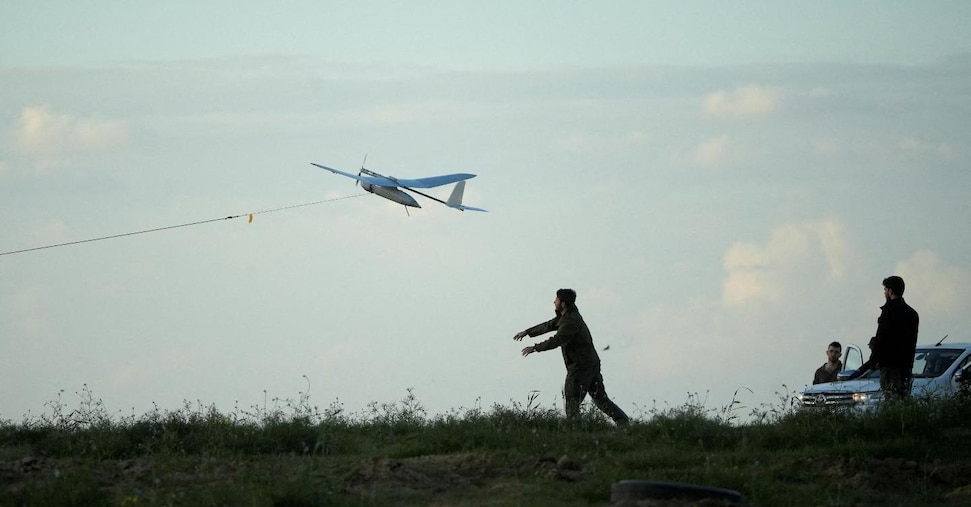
685, 134, 733, 168
812, 138, 842, 160
897, 137, 955, 159
812, 136, 959, 164
704, 85, 781, 118
722, 219, 850, 306
14, 105, 128, 158
894, 250, 971, 320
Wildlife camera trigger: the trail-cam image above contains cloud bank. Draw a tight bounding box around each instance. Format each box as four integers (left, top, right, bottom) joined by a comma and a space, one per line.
14, 106, 128, 167
704, 85, 781, 118
722, 219, 849, 306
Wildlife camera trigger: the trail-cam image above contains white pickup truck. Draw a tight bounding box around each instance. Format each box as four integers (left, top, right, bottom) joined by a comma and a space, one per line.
798, 341, 971, 410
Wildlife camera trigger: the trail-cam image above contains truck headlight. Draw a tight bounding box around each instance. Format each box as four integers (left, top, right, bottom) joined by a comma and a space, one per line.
852, 392, 882, 404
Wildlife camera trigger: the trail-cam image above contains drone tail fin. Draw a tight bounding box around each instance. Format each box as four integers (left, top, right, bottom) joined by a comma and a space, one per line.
446, 181, 488, 212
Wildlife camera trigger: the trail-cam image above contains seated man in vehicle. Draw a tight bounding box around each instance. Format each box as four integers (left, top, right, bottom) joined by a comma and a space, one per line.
922, 351, 961, 378
813, 341, 843, 384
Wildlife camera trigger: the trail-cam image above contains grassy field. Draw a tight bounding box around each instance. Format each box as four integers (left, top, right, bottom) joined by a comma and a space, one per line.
2, 386, 971, 506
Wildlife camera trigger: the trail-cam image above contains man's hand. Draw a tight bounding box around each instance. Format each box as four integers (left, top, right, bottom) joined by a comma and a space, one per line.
521, 346, 536, 357
513, 331, 528, 341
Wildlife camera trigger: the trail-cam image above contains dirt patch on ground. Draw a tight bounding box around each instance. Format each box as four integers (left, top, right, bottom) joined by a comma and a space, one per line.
794, 455, 971, 503
343, 452, 588, 498
345, 454, 478, 497
0, 455, 256, 499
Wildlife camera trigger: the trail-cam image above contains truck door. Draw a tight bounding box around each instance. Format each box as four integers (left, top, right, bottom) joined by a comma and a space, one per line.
843, 344, 863, 372
953, 354, 971, 392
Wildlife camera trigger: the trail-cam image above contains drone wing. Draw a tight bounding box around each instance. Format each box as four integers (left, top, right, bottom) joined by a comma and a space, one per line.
311, 163, 398, 187
393, 173, 476, 189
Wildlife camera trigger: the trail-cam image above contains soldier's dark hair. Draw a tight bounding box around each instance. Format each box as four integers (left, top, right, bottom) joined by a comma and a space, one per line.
829, 341, 842, 350
883, 275, 905, 296
556, 288, 577, 306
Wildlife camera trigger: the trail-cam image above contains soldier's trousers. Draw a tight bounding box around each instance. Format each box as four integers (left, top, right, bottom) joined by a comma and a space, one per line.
880, 366, 912, 400
564, 368, 629, 425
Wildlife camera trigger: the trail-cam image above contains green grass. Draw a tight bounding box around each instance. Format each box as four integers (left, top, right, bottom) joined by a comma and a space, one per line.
2, 386, 971, 506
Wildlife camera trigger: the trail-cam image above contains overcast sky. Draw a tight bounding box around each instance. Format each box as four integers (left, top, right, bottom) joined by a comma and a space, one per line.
2, 2, 970, 423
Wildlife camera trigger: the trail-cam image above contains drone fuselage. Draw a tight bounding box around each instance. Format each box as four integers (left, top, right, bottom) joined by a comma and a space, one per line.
361, 182, 421, 208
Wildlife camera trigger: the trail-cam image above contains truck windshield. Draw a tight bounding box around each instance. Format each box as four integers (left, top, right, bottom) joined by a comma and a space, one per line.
913, 349, 962, 378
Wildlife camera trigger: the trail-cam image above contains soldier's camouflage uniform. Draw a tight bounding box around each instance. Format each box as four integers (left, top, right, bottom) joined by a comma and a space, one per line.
525, 305, 629, 425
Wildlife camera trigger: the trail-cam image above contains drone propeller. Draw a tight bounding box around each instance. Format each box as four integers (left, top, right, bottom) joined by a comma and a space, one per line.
356, 154, 368, 187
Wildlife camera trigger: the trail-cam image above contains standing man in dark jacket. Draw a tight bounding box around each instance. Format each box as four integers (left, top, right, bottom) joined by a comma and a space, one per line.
846, 276, 919, 398
514, 289, 630, 425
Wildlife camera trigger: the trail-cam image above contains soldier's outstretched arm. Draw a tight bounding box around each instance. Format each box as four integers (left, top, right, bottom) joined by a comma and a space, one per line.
515, 318, 558, 341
